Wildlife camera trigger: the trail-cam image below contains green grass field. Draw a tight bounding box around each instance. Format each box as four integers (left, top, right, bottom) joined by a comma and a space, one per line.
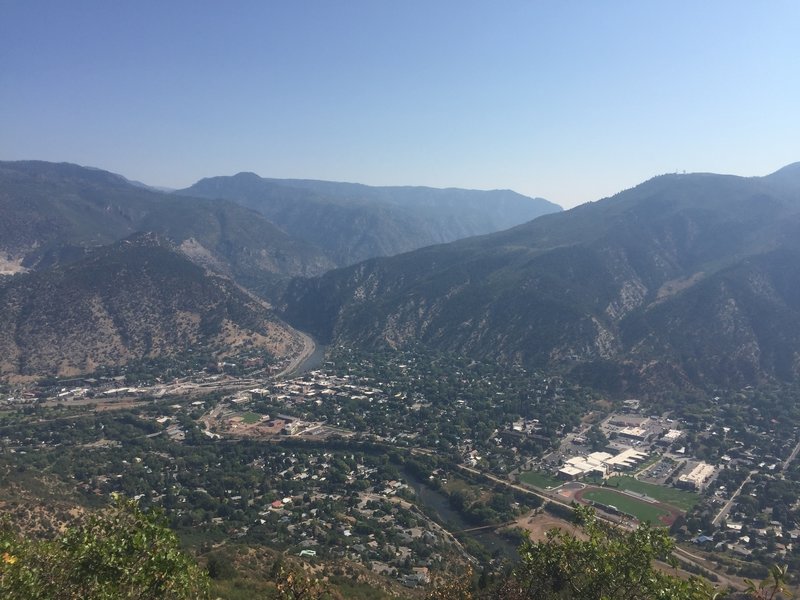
605, 476, 698, 511
519, 471, 562, 490
240, 412, 263, 424
581, 488, 670, 523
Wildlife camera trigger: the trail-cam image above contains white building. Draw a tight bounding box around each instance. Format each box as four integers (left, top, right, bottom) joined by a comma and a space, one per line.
677, 462, 715, 490
557, 448, 647, 480
618, 426, 650, 441
660, 429, 682, 444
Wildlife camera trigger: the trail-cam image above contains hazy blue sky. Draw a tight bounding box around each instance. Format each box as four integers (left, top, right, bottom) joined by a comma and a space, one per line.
2, 1, 798, 208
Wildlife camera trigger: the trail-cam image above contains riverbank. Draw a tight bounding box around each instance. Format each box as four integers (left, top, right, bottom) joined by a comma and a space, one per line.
277, 331, 326, 378
400, 467, 519, 562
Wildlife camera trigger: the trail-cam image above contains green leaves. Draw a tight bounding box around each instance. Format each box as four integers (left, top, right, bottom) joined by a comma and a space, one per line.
745, 564, 795, 600
0, 496, 209, 599
501, 506, 715, 600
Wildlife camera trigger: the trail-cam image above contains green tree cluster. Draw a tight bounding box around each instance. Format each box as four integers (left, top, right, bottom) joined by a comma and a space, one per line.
427, 506, 795, 599
0, 496, 209, 599
499, 507, 712, 599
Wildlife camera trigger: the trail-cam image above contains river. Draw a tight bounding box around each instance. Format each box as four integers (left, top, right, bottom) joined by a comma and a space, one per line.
290, 336, 327, 376
400, 467, 519, 562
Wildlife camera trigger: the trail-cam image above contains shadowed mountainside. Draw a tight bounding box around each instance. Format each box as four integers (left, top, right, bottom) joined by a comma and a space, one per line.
283, 164, 800, 394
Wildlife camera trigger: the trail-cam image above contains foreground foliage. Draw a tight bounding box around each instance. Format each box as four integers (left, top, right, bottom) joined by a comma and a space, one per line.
499, 507, 713, 599
429, 506, 795, 599
1, 495, 795, 599
0, 497, 209, 599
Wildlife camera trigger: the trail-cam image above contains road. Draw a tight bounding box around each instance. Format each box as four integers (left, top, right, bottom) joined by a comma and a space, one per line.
783, 437, 800, 472
274, 331, 316, 378
711, 469, 757, 527
457, 463, 745, 591
456, 464, 581, 514
671, 546, 745, 591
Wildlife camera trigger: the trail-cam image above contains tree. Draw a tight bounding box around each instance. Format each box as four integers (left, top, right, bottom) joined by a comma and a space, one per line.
206, 551, 236, 580
426, 567, 474, 600
745, 564, 795, 600
500, 506, 714, 599
586, 425, 609, 452
273, 562, 335, 599
0, 496, 209, 599
427, 506, 718, 600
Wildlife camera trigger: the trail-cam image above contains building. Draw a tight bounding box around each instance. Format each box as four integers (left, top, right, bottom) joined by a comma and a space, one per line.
557, 465, 584, 481
677, 462, 715, 490
603, 448, 648, 469
659, 429, 682, 445
618, 426, 650, 442
557, 448, 647, 480
557, 456, 608, 480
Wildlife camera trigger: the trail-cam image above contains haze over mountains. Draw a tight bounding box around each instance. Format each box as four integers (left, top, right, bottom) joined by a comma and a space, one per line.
284, 164, 800, 395
0, 160, 557, 380
3, 159, 800, 393
179, 173, 560, 266
0, 161, 334, 293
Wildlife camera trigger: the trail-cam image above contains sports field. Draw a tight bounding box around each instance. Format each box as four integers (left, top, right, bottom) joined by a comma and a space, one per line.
519, 471, 562, 490
240, 412, 263, 424
605, 476, 698, 511
579, 488, 671, 523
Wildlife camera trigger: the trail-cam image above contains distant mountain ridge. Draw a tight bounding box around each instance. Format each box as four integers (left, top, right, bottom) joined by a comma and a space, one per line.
0, 160, 560, 381
7, 158, 800, 391
179, 173, 561, 266
283, 164, 800, 395
0, 161, 334, 297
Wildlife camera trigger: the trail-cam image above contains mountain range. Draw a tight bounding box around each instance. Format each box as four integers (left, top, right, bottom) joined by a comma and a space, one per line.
4, 158, 800, 393
0, 160, 556, 381
284, 164, 800, 395
179, 173, 560, 266
0, 161, 336, 298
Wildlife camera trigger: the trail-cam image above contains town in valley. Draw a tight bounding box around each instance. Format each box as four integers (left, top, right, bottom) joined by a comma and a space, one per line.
3, 344, 800, 594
